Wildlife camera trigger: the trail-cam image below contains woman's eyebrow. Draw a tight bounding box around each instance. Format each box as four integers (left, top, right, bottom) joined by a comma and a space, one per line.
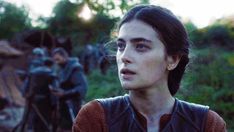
116, 37, 152, 44
130, 38, 152, 43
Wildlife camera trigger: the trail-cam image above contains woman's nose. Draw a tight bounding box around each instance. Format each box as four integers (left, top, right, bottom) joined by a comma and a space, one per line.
121, 47, 132, 64
122, 56, 131, 64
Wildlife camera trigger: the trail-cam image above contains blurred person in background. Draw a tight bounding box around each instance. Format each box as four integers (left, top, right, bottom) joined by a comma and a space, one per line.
15, 53, 56, 132
27, 57, 56, 132
51, 47, 87, 131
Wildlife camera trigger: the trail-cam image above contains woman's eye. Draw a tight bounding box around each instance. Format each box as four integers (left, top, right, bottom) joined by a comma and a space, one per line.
117, 42, 125, 51
136, 44, 149, 52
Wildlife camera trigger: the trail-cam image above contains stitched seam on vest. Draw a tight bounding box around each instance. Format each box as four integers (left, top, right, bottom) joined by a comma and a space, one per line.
96, 99, 111, 127
110, 104, 130, 126
171, 125, 175, 132
176, 111, 200, 130
201, 107, 209, 132
125, 96, 145, 131
162, 99, 209, 131
178, 100, 209, 131
108, 95, 131, 126
98, 96, 131, 126
162, 98, 178, 131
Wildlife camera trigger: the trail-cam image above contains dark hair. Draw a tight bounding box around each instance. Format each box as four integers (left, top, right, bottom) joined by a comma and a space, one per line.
118, 5, 190, 96
52, 47, 69, 58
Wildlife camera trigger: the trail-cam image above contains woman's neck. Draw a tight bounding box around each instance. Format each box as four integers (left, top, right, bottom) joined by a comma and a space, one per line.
129, 85, 174, 114
129, 85, 175, 130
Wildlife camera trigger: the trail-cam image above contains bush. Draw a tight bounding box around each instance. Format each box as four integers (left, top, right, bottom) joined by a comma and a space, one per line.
85, 68, 125, 101
178, 47, 234, 130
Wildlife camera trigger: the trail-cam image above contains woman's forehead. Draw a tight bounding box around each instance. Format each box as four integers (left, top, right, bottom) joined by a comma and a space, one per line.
118, 20, 159, 41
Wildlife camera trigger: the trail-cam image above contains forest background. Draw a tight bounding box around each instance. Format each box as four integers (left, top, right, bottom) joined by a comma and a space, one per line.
0, 0, 233, 130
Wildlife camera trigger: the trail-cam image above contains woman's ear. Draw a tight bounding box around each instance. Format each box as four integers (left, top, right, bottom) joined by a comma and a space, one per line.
166, 55, 181, 71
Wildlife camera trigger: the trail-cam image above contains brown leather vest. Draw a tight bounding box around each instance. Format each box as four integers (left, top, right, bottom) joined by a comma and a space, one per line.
97, 95, 209, 132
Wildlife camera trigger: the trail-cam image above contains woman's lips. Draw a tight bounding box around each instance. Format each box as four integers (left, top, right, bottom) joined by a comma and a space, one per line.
120, 68, 136, 79
121, 68, 136, 74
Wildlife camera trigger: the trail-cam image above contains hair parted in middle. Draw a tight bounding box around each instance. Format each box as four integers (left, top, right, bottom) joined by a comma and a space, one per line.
117, 5, 190, 95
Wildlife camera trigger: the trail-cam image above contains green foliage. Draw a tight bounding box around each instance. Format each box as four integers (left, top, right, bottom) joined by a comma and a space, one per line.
86, 0, 149, 15
190, 17, 234, 50
85, 68, 125, 101
0, 0, 233, 129
206, 25, 232, 47
0, 1, 31, 39
46, 0, 151, 53
184, 21, 197, 34
86, 0, 116, 15
178, 47, 234, 130
47, 0, 80, 35
47, 0, 118, 52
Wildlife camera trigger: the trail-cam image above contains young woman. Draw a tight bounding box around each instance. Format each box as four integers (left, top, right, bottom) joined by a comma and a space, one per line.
73, 5, 226, 132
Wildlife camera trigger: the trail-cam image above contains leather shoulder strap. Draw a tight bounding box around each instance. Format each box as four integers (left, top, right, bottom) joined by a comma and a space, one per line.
178, 100, 209, 131
165, 99, 209, 132
96, 95, 130, 126
97, 95, 145, 132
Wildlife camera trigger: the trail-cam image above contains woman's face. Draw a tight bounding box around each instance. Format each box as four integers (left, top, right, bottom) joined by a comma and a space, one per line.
116, 20, 170, 91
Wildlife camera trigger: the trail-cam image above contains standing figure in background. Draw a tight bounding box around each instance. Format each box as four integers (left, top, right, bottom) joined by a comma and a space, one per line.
16, 56, 56, 132
51, 47, 88, 131
15, 47, 48, 132
22, 48, 47, 96
28, 57, 56, 132
81, 44, 95, 74
97, 43, 110, 75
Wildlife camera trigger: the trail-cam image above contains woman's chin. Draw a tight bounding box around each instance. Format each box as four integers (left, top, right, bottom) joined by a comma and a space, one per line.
121, 83, 135, 90
121, 83, 141, 91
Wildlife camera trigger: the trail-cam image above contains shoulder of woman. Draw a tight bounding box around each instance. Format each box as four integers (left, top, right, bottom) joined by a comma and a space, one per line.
72, 100, 107, 132
205, 110, 227, 132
